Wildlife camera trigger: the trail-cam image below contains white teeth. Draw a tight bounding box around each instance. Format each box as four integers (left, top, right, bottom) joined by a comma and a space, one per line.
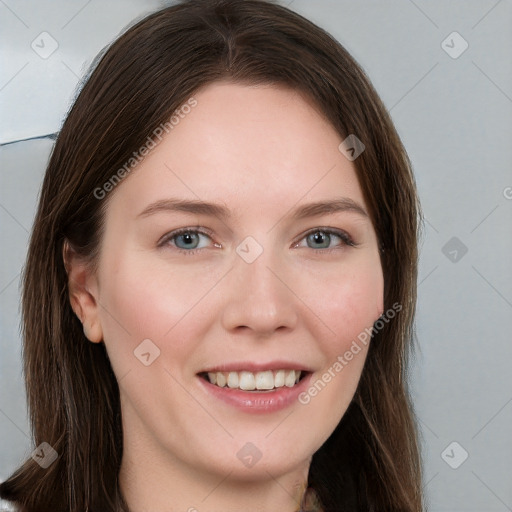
239, 371, 256, 390
205, 369, 302, 391
216, 372, 227, 387
255, 370, 274, 390
274, 369, 285, 388
227, 372, 239, 388
284, 370, 296, 387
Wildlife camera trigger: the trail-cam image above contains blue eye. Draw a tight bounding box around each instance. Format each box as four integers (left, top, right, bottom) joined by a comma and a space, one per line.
298, 228, 356, 251
173, 231, 206, 250
159, 226, 356, 256
159, 228, 213, 255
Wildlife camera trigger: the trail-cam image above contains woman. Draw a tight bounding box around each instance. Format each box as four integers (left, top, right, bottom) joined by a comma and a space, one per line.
0, 0, 423, 510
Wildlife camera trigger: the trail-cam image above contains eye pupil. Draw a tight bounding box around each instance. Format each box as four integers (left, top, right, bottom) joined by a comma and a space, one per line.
308, 231, 330, 249
167, 228, 348, 253
177, 232, 199, 249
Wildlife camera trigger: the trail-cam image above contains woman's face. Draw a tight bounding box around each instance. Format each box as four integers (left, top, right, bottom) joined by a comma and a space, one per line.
80, 82, 383, 483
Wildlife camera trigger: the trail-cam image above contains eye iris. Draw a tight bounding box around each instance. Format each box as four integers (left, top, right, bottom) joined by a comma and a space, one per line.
171, 230, 341, 251
308, 231, 330, 249
176, 232, 199, 249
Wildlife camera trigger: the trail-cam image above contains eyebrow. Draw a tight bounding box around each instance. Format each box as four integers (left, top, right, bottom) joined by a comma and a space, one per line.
137, 197, 368, 220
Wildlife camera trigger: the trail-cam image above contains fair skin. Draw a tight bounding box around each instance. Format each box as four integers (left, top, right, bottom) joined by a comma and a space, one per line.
65, 81, 384, 512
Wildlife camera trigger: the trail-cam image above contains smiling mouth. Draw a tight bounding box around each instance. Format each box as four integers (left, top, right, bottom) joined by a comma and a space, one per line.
198, 369, 308, 392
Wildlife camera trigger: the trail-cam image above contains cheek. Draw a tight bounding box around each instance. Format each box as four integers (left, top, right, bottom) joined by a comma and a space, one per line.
96, 254, 224, 372
298, 255, 384, 350
293, 255, 382, 412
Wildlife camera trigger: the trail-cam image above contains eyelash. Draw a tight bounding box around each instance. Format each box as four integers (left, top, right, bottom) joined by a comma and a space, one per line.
158, 226, 357, 256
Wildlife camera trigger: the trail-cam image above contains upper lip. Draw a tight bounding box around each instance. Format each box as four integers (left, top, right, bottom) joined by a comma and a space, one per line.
199, 361, 313, 374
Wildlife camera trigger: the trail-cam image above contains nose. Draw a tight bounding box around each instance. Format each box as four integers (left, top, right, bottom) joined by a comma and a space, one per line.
220, 244, 298, 337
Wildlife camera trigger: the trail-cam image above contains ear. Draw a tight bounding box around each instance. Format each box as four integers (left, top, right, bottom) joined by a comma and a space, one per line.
62, 240, 103, 343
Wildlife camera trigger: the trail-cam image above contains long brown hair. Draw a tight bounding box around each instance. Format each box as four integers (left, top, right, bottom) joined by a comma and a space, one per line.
0, 1, 423, 510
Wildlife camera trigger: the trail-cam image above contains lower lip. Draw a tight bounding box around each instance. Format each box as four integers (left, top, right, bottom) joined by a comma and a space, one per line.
197, 373, 313, 413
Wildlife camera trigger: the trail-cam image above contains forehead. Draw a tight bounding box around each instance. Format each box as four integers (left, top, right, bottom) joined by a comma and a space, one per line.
107, 81, 366, 218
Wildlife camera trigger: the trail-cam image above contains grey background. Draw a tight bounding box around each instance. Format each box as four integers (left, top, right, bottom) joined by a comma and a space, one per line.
1, 1, 511, 511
